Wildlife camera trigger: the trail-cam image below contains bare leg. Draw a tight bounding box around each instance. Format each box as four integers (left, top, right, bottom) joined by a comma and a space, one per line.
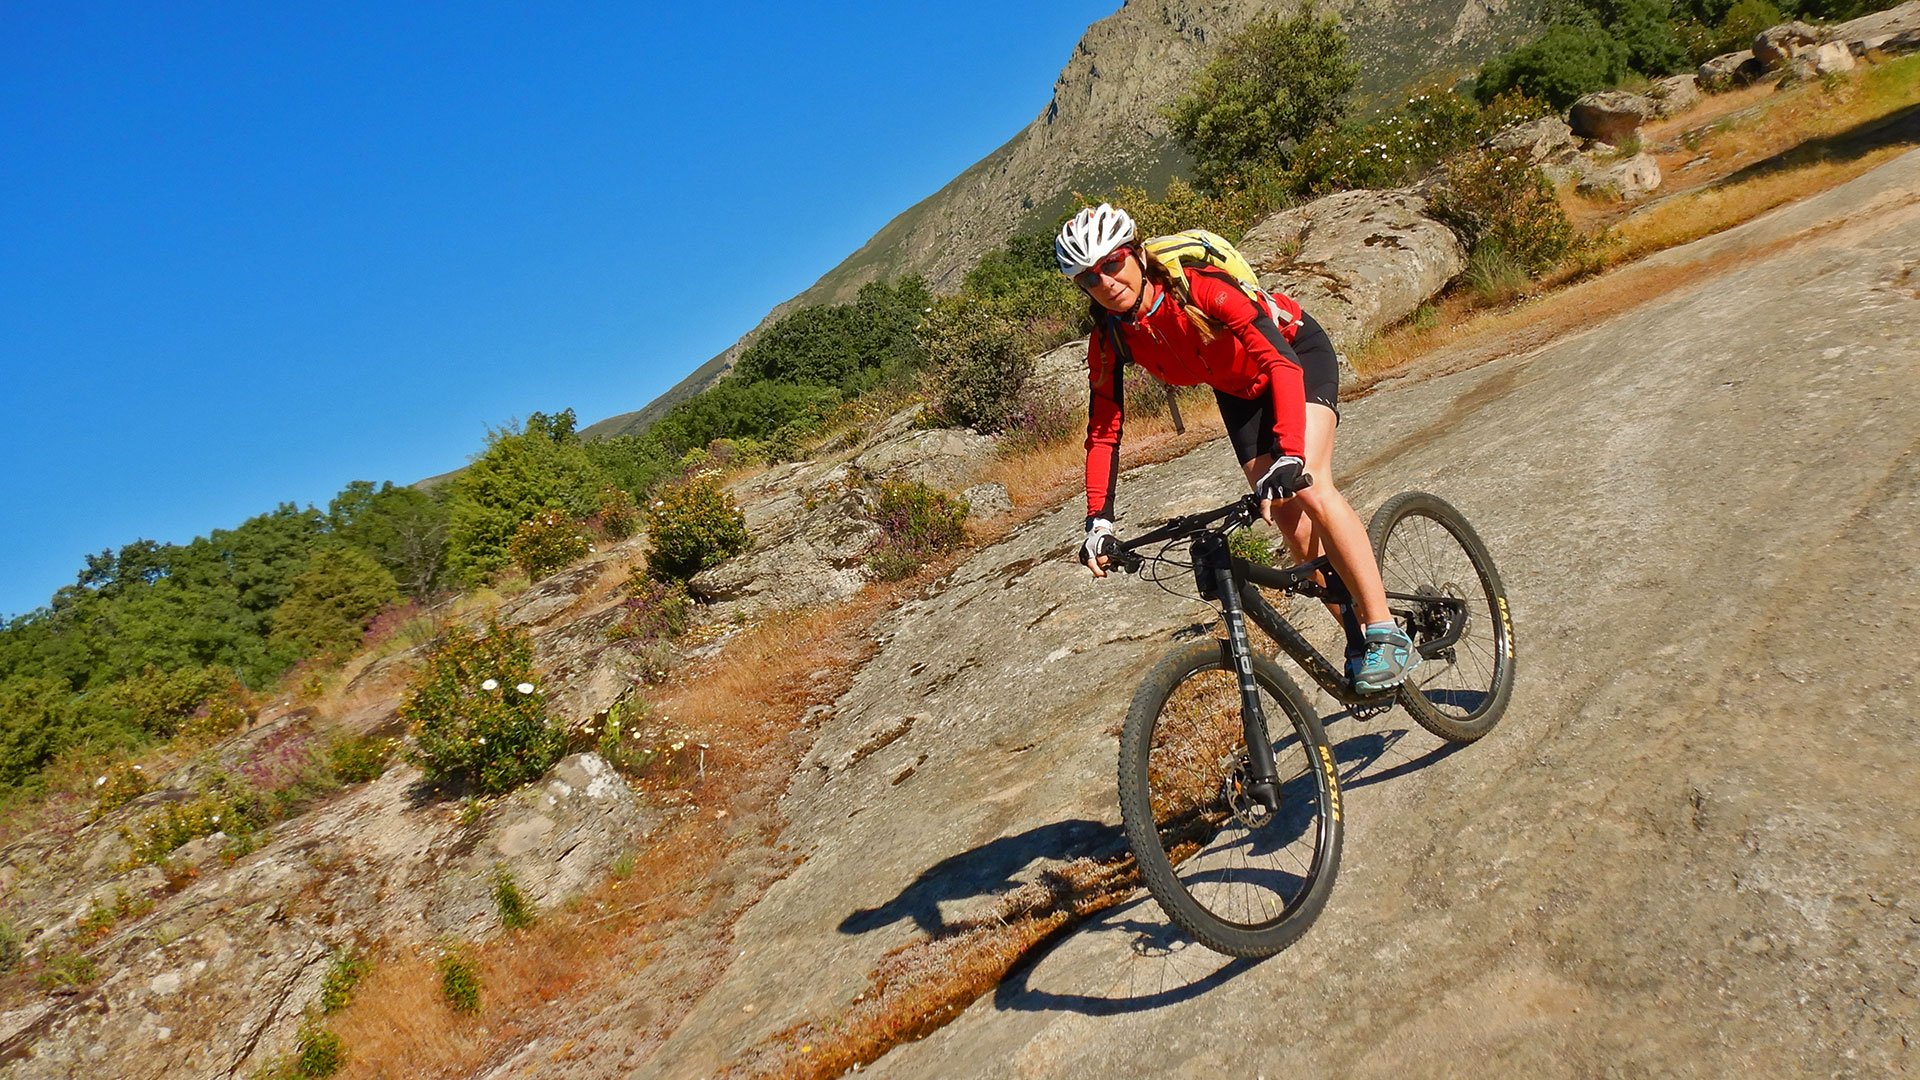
1240, 405, 1391, 627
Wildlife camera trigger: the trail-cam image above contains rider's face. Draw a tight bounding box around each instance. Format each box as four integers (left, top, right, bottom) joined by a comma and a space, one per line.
1079, 249, 1146, 313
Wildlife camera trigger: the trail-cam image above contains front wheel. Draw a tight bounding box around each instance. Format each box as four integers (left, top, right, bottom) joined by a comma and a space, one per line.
1118, 640, 1343, 958
1369, 491, 1516, 743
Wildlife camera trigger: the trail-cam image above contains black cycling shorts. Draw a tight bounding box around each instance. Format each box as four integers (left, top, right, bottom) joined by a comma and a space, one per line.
1215, 310, 1339, 466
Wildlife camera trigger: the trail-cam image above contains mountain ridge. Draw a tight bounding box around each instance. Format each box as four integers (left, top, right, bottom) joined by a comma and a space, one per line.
576, 0, 1528, 443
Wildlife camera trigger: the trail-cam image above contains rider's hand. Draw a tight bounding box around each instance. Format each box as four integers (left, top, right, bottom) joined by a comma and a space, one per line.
1254, 456, 1310, 525
1080, 518, 1116, 578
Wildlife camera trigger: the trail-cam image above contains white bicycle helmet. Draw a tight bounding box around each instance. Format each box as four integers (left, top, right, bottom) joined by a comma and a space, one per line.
1054, 203, 1137, 276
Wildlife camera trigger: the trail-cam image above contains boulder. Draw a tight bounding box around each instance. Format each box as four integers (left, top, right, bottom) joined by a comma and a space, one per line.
1698, 49, 1755, 89
1647, 73, 1700, 117
1568, 90, 1657, 143
1486, 115, 1578, 163
1237, 188, 1467, 362
1575, 152, 1664, 201
1809, 40, 1858, 73
1753, 21, 1823, 67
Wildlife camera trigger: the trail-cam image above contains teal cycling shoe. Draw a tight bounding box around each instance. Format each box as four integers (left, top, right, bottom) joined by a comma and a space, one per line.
1352, 624, 1417, 694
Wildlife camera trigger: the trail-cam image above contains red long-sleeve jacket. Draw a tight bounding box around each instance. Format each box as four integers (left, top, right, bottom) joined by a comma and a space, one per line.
1084, 267, 1305, 521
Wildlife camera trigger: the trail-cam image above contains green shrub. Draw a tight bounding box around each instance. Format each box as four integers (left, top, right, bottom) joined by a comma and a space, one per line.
644, 475, 750, 582
591, 484, 641, 540
35, 950, 98, 991
1717, 0, 1784, 55
1430, 148, 1576, 277
998, 386, 1082, 456
89, 760, 151, 819
1475, 22, 1631, 109
920, 302, 1034, 435
269, 547, 401, 661
401, 619, 565, 794
1166, 0, 1360, 191
328, 736, 394, 784
492, 864, 536, 930
438, 952, 481, 1014
122, 784, 268, 866
508, 507, 591, 581
318, 948, 369, 1012
866, 481, 969, 581
292, 1020, 345, 1077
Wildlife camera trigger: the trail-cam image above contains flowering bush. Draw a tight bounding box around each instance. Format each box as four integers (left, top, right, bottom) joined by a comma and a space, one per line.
645, 474, 750, 581
607, 573, 691, 680
509, 507, 591, 581
998, 386, 1082, 455
866, 481, 970, 581
1429, 147, 1575, 278
589, 484, 641, 541
401, 618, 565, 794
1291, 90, 1544, 194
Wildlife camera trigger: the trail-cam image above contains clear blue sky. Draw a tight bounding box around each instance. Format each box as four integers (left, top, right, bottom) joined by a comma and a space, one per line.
0, 1, 1116, 619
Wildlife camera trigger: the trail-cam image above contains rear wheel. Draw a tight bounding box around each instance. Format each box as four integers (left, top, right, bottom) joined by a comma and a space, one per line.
1369, 491, 1515, 743
1118, 640, 1342, 958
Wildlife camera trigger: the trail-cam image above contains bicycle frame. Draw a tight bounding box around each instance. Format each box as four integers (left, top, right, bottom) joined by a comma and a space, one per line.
1117, 495, 1470, 807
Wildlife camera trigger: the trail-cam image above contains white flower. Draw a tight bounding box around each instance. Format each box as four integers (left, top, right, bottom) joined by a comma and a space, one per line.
133, 764, 142, 770
95, 776, 107, 787
211, 815, 220, 824
671, 741, 685, 751
477, 737, 487, 745
481, 679, 499, 691
516, 682, 535, 695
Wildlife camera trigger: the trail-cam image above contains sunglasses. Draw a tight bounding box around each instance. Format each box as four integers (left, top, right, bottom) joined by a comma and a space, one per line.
1073, 248, 1133, 289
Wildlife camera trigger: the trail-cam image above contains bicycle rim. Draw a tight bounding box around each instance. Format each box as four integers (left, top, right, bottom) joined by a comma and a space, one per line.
1371, 491, 1515, 742
1119, 641, 1341, 957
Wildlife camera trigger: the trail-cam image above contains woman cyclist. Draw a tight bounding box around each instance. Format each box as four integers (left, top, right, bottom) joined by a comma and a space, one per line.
1059, 203, 1414, 693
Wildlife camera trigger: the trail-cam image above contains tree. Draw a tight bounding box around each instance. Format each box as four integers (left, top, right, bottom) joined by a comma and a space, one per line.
446, 411, 610, 583
270, 547, 401, 659
1167, 1, 1360, 193
1475, 22, 1631, 109
329, 480, 451, 597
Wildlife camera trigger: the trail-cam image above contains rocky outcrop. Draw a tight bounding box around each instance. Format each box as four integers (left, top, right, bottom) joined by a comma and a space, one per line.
1487, 115, 1578, 163
1698, 48, 1760, 89
1237, 188, 1468, 359
1646, 73, 1701, 117
0, 753, 643, 1079
1575, 151, 1664, 200
1786, 40, 1859, 81
1753, 20, 1824, 67
1569, 89, 1657, 143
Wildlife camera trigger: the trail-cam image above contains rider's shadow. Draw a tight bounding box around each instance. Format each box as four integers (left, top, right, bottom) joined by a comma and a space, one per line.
838, 818, 1126, 937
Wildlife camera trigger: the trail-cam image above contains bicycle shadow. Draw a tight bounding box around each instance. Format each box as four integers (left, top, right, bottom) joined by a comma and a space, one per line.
835, 723, 1461, 1017
838, 818, 1126, 937
986, 728, 1461, 1017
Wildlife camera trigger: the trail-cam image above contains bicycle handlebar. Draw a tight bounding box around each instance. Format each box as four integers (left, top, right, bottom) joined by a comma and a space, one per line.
1111, 494, 1262, 571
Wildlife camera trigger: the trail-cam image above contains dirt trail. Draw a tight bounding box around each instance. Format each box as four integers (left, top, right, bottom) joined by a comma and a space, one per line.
640, 149, 1920, 1079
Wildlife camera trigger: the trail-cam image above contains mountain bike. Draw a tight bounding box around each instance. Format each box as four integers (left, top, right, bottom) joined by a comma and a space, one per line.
1108, 490, 1515, 957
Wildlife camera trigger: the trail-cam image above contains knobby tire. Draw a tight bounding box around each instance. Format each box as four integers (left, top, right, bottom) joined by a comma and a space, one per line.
1118, 640, 1343, 958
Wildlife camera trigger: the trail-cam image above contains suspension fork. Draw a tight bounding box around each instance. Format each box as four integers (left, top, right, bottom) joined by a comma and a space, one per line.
1195, 533, 1283, 811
